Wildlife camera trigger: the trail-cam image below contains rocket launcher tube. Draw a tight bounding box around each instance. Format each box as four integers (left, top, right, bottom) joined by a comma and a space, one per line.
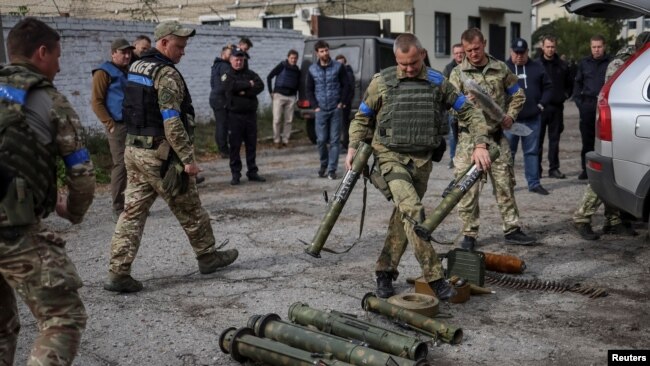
362, 292, 463, 345
305, 142, 373, 258
219, 327, 355, 366
248, 314, 428, 366
288, 302, 428, 360
414, 146, 500, 241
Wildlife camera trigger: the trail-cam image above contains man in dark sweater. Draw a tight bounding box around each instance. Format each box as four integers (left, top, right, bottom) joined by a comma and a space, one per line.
223, 47, 265, 185
505, 38, 553, 195
267, 49, 300, 148
538, 35, 573, 179
573, 35, 610, 180
442, 43, 464, 169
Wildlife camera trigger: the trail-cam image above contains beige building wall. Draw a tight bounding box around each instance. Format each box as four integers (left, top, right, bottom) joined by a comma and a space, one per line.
533, 0, 572, 29
414, 0, 531, 70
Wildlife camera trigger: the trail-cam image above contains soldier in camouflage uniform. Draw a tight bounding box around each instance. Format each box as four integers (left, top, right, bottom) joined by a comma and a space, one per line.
104, 21, 238, 293
346, 33, 492, 300
572, 31, 650, 240
448, 28, 536, 249
0, 18, 96, 366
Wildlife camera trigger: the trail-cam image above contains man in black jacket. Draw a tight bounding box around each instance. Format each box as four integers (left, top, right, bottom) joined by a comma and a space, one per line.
573, 35, 610, 180
209, 45, 232, 158
538, 35, 573, 179
267, 49, 300, 148
335, 54, 355, 150
223, 47, 265, 185
505, 38, 553, 195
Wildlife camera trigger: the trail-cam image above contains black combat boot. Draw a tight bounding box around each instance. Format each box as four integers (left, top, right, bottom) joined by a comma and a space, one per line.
460, 236, 476, 250
375, 271, 395, 298
429, 278, 457, 301
572, 222, 600, 240
197, 249, 239, 274
103, 273, 144, 293
602, 223, 638, 236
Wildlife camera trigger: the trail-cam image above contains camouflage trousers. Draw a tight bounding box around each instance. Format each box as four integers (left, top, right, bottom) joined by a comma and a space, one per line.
375, 159, 443, 282
109, 146, 216, 275
0, 225, 86, 366
573, 184, 621, 226
454, 133, 520, 237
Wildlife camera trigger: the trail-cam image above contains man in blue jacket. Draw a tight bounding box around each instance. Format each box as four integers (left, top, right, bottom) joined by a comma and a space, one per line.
306, 40, 350, 179
505, 38, 553, 195
91, 38, 134, 221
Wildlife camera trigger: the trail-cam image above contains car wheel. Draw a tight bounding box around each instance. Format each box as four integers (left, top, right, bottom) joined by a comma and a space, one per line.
306, 118, 317, 145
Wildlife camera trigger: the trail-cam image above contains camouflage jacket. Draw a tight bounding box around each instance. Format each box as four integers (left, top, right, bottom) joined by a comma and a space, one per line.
154, 64, 195, 165
449, 54, 525, 136
349, 65, 489, 166
605, 46, 634, 82
14, 62, 96, 223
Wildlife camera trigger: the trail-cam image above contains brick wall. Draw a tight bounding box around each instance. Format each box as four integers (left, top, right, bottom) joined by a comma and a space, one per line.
1, 16, 304, 130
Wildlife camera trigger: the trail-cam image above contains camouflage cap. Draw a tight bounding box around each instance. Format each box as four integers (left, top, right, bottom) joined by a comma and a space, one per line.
111, 38, 135, 51
154, 21, 196, 40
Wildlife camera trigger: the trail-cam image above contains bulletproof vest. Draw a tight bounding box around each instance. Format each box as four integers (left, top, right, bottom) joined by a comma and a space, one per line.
376, 66, 444, 153
0, 66, 58, 226
92, 61, 127, 121
123, 51, 195, 137
274, 61, 300, 91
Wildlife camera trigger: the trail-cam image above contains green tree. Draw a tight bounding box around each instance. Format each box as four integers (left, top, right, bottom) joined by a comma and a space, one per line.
532, 17, 627, 62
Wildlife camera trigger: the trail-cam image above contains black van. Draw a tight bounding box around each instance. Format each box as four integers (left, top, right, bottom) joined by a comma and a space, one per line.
295, 36, 397, 143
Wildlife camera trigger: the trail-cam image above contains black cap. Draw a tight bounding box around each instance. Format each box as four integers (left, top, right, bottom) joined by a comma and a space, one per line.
231, 47, 248, 58
511, 38, 528, 53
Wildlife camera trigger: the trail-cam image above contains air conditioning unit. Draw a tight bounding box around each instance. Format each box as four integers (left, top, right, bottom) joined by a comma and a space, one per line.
298, 7, 320, 21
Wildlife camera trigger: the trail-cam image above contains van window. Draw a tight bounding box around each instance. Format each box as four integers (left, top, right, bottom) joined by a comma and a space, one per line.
379, 43, 396, 69
327, 45, 361, 74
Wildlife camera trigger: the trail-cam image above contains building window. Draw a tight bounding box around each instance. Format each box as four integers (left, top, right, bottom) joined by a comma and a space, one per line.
644, 18, 650, 29
468, 16, 481, 30
511, 22, 521, 42
435, 12, 450, 57
628, 20, 637, 29
263, 17, 293, 29
541, 18, 550, 25
202, 20, 231, 26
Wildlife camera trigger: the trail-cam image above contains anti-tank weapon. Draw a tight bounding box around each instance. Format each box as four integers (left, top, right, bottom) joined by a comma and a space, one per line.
288, 302, 428, 360
219, 327, 355, 366
248, 313, 429, 366
414, 145, 500, 241
304, 141, 373, 258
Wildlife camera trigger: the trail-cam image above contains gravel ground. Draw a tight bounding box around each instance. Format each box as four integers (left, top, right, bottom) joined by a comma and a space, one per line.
12, 102, 650, 365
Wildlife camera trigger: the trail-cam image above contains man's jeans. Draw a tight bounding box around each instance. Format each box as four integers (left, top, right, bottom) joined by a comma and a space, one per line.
315, 108, 342, 173
505, 115, 542, 189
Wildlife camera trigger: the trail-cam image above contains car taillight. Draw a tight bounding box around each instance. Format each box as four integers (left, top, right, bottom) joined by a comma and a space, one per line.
297, 99, 310, 108
596, 43, 650, 142
588, 160, 602, 172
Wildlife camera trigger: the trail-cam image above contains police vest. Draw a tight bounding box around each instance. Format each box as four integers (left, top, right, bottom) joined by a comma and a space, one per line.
123, 52, 194, 137
0, 66, 58, 226
376, 66, 444, 153
92, 61, 127, 122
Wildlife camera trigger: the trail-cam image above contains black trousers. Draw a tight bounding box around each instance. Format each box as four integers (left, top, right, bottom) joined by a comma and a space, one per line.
212, 107, 229, 154
228, 111, 258, 177
538, 103, 564, 173
578, 97, 597, 172
341, 104, 352, 149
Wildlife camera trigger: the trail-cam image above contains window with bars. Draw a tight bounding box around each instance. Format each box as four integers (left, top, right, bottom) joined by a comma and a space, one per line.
435, 12, 450, 57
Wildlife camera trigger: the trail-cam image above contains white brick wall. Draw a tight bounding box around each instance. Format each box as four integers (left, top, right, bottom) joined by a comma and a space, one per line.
2, 16, 304, 130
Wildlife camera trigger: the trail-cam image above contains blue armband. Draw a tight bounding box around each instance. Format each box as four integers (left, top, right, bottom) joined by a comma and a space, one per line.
0, 84, 27, 105
161, 109, 180, 121
127, 74, 154, 86
359, 101, 375, 117
506, 84, 520, 96
452, 94, 467, 111
63, 148, 90, 167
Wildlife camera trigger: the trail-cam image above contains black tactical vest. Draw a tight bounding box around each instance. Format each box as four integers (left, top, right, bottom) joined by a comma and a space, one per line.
0, 66, 58, 226
376, 66, 444, 153
123, 50, 195, 137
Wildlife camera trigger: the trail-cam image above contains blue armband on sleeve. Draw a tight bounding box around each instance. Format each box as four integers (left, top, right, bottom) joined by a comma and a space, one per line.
63, 148, 90, 167
161, 109, 180, 121
359, 101, 375, 117
452, 94, 467, 111
506, 84, 520, 95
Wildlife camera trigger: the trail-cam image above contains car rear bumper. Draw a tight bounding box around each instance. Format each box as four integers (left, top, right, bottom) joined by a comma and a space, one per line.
586, 151, 644, 218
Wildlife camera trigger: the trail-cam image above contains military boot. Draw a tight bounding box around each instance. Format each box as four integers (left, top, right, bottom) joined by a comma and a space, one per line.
103, 273, 143, 293
572, 222, 600, 240
429, 278, 457, 301
197, 249, 239, 274
375, 271, 395, 298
